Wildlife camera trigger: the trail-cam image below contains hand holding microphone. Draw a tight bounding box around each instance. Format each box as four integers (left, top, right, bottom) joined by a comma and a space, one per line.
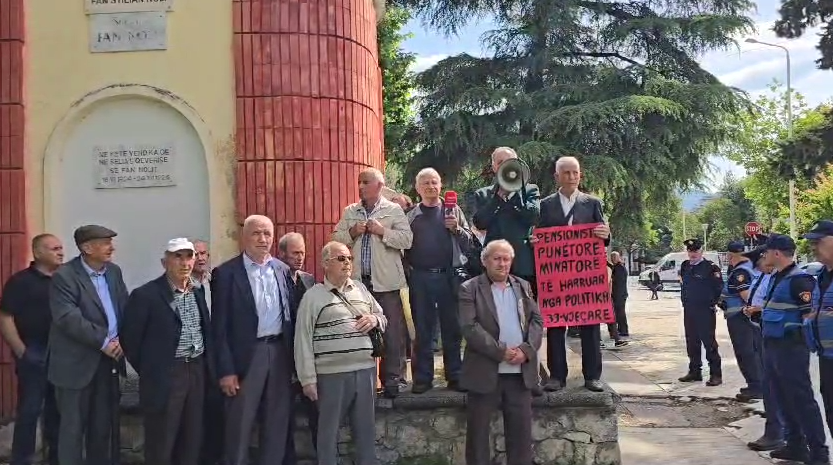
444, 191, 459, 232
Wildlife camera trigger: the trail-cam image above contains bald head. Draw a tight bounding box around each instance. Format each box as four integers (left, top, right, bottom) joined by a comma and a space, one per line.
242, 215, 274, 263
491, 147, 518, 172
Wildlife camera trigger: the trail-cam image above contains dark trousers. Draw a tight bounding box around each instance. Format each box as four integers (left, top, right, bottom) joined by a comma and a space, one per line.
370, 287, 406, 390
144, 356, 206, 465
613, 298, 628, 335
546, 325, 602, 382
466, 375, 532, 465
200, 384, 225, 465
764, 337, 828, 460
11, 350, 59, 465
54, 356, 119, 465
818, 356, 833, 441
285, 383, 319, 461
761, 341, 785, 441
683, 305, 722, 376
225, 340, 293, 465
725, 315, 762, 392
409, 269, 462, 385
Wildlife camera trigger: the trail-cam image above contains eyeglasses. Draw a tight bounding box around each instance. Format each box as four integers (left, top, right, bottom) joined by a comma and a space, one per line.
332, 255, 353, 262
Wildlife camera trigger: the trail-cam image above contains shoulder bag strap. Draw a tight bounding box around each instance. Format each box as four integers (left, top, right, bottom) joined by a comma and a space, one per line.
330, 288, 364, 318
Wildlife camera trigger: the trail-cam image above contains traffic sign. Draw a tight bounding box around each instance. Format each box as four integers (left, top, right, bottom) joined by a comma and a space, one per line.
745, 221, 762, 236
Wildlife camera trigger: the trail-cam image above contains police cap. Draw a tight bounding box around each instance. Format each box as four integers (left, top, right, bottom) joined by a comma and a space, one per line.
726, 241, 745, 253
73, 225, 117, 246
683, 238, 703, 251
803, 220, 833, 241
764, 234, 796, 253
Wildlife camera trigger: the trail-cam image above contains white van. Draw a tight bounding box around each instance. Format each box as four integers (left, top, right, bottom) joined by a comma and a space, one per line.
638, 251, 722, 289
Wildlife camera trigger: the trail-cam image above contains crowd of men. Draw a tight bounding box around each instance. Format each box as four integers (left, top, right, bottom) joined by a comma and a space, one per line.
0, 146, 631, 465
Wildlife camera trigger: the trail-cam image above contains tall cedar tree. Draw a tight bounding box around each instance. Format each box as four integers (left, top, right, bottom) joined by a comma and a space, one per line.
399, 0, 754, 236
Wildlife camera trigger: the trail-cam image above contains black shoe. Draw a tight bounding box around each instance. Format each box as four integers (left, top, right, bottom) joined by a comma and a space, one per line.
678, 373, 702, 382
381, 385, 398, 399
747, 436, 785, 452
705, 376, 723, 386
544, 379, 565, 392
770, 446, 810, 462
447, 380, 466, 392
584, 380, 604, 392
614, 340, 629, 348
531, 385, 544, 397
411, 383, 433, 394
735, 391, 763, 402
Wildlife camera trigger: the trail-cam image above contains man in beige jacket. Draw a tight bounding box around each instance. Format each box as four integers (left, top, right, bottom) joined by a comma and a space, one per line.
333, 168, 413, 398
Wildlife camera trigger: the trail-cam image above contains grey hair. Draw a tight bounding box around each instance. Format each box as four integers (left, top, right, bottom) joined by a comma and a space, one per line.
321, 241, 348, 265
191, 238, 209, 246
415, 167, 441, 184
555, 156, 580, 173
491, 147, 518, 163
242, 215, 273, 233
278, 232, 304, 252
481, 239, 515, 262
360, 167, 385, 184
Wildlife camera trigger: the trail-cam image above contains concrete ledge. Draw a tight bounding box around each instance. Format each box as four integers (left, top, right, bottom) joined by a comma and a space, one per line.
119, 379, 621, 465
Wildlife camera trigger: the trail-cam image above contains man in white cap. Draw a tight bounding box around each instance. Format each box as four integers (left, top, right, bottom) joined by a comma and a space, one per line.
121, 238, 214, 465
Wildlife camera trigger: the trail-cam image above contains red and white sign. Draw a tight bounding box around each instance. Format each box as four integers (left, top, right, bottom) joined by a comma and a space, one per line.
745, 222, 762, 236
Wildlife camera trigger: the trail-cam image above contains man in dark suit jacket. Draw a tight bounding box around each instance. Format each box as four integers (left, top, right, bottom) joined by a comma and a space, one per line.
537, 157, 611, 393
212, 215, 295, 465
48, 225, 129, 465
472, 147, 541, 284
277, 232, 318, 459
459, 239, 543, 465
121, 238, 215, 465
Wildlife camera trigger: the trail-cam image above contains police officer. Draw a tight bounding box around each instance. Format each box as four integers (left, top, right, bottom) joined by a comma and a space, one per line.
677, 238, 723, 386
803, 220, 833, 442
759, 234, 828, 464
720, 241, 763, 401
742, 241, 786, 452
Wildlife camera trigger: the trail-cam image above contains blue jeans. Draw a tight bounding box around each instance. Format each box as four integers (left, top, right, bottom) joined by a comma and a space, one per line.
409, 269, 462, 386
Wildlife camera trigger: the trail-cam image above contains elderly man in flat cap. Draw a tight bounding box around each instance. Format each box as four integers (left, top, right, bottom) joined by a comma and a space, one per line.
48, 225, 129, 465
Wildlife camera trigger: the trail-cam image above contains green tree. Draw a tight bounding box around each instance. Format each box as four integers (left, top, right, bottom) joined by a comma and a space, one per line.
774, 2, 833, 69
400, 0, 754, 239
776, 107, 833, 180
690, 175, 757, 250
797, 165, 833, 235
721, 80, 814, 229
377, 4, 418, 181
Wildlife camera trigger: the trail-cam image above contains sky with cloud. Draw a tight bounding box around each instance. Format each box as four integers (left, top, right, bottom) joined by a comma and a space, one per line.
400, 0, 831, 190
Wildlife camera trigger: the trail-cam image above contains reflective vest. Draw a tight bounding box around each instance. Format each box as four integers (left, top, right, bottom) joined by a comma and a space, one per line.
804, 268, 833, 357
721, 261, 754, 318
762, 266, 816, 339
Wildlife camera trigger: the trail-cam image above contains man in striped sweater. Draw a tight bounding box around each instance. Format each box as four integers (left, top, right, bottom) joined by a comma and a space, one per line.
294, 241, 388, 465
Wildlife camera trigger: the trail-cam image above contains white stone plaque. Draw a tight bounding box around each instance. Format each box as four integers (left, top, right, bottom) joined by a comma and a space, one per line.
94, 144, 176, 189
89, 12, 167, 53
85, 0, 174, 14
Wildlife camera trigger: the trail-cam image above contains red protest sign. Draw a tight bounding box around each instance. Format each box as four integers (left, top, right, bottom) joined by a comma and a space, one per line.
533, 224, 614, 328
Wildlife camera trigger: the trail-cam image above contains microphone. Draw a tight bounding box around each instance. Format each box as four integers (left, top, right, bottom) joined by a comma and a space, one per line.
444, 191, 458, 216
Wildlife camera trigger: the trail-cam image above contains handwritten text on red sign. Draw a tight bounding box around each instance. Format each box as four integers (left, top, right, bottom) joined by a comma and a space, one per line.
533, 224, 614, 328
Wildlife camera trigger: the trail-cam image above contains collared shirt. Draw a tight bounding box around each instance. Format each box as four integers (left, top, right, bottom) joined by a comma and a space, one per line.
169, 280, 204, 358
558, 188, 579, 226
191, 271, 211, 314
750, 271, 772, 308
81, 259, 118, 348
359, 199, 380, 277
491, 281, 524, 374
243, 254, 284, 337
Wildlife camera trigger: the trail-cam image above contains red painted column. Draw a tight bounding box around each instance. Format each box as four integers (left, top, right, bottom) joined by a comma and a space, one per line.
0, 0, 26, 418
233, 0, 384, 279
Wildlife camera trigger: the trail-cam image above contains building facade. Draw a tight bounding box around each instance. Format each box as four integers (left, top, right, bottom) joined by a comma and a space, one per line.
0, 0, 384, 419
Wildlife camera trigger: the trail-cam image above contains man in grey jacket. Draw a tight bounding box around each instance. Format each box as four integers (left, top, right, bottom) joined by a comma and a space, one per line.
48, 225, 129, 465
406, 167, 474, 394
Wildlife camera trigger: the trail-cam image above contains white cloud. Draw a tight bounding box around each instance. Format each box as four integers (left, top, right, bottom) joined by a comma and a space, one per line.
411, 54, 449, 73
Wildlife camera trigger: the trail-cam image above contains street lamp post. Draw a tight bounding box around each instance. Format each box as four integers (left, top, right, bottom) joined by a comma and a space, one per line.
702, 223, 709, 250
744, 38, 796, 239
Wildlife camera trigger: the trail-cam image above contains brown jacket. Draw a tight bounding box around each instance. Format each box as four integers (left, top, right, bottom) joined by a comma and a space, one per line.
458, 274, 543, 394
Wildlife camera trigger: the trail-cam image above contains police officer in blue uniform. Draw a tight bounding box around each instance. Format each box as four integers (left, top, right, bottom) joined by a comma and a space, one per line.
760, 234, 828, 464
803, 220, 833, 442
678, 238, 723, 386
720, 241, 763, 401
